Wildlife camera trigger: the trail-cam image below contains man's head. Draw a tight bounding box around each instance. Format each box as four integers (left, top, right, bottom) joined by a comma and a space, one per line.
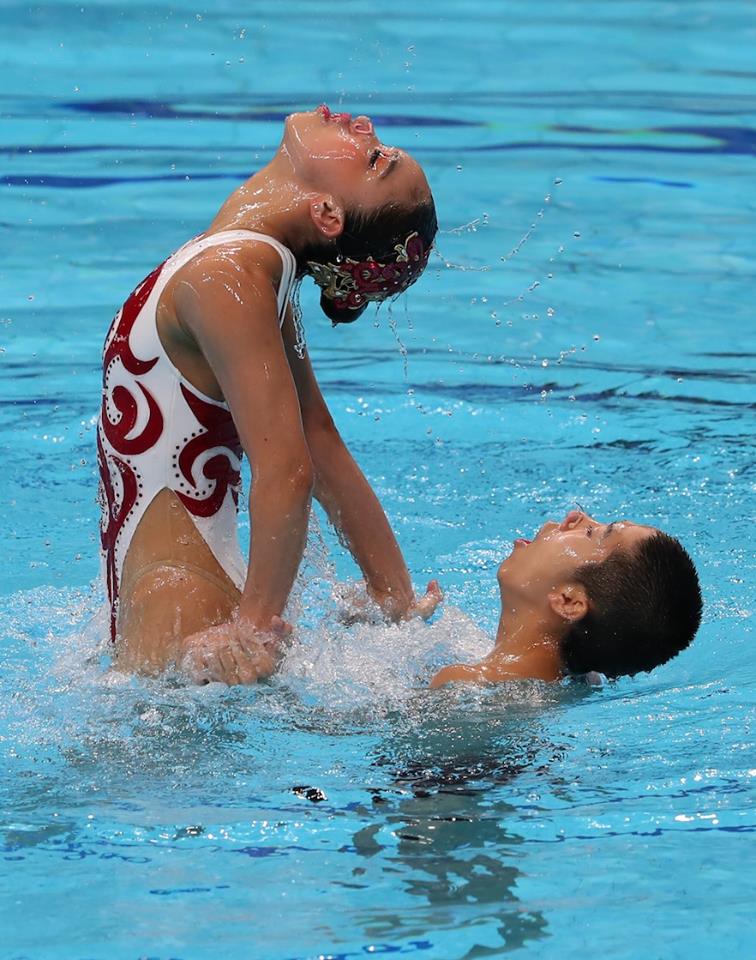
497, 511, 702, 678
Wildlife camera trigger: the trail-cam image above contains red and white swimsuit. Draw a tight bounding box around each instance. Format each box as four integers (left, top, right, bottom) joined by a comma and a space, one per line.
97, 230, 297, 642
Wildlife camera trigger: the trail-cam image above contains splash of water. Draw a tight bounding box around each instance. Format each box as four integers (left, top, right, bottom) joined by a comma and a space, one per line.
289, 279, 307, 359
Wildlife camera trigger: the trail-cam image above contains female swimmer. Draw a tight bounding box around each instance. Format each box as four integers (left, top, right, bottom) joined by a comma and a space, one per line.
98, 105, 441, 684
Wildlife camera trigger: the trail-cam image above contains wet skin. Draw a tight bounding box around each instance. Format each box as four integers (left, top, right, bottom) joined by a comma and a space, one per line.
497, 509, 655, 609
281, 105, 430, 219
430, 510, 655, 688
114, 107, 440, 684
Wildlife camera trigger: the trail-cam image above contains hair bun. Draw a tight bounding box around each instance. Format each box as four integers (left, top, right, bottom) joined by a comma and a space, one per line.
320, 291, 368, 325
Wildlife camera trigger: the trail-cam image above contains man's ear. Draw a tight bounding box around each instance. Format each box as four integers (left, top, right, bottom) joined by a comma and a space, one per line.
309, 196, 345, 240
548, 582, 589, 624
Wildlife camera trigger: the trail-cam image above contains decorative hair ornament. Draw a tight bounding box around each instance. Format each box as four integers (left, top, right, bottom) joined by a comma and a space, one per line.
307, 231, 431, 315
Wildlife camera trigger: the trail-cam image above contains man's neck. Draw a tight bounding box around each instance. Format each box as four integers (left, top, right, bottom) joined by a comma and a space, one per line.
487, 603, 563, 682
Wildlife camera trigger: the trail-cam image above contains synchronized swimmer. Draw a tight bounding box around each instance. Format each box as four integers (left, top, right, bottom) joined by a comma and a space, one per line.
97, 105, 701, 687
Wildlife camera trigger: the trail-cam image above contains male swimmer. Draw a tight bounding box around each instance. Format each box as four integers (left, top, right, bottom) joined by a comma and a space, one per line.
430, 509, 702, 687
98, 105, 441, 684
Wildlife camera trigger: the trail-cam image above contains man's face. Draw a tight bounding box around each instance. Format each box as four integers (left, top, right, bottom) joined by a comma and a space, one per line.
497, 511, 655, 606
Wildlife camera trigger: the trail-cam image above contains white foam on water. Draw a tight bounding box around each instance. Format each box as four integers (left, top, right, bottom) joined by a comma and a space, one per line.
280, 602, 491, 709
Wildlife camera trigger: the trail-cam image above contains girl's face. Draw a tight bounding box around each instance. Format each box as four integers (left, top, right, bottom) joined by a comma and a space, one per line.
282, 105, 429, 214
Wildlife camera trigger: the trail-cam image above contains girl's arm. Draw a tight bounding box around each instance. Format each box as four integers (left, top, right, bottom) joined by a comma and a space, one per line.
173, 250, 312, 635
281, 308, 441, 621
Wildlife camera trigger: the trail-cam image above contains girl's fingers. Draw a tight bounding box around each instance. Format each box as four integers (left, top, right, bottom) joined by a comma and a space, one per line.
217, 644, 240, 685
180, 616, 294, 686
270, 615, 293, 638
414, 581, 444, 620
229, 635, 261, 685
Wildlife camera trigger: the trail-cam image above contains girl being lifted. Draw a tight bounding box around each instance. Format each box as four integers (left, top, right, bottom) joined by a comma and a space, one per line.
97, 105, 440, 685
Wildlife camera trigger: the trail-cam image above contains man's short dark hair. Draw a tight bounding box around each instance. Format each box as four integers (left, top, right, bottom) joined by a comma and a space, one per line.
560, 531, 703, 678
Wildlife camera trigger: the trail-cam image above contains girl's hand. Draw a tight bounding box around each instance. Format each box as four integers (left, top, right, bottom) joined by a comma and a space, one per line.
404, 580, 444, 621
180, 615, 292, 686
341, 579, 444, 624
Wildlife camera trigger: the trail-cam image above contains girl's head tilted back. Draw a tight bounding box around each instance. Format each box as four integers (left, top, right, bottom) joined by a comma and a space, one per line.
281, 105, 437, 322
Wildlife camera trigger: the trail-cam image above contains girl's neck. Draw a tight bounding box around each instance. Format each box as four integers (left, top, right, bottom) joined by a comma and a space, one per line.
206, 157, 314, 256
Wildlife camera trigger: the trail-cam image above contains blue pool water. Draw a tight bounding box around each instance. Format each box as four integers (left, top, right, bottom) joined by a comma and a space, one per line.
1, 2, 755, 957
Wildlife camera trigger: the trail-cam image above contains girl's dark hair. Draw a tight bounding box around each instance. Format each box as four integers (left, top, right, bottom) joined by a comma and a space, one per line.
560, 531, 703, 679
300, 195, 438, 323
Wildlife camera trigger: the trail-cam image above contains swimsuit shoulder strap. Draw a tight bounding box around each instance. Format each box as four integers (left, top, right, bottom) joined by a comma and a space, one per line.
168, 229, 297, 323
234, 231, 297, 321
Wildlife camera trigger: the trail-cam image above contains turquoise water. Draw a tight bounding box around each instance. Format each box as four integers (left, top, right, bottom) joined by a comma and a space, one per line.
1, 1, 755, 957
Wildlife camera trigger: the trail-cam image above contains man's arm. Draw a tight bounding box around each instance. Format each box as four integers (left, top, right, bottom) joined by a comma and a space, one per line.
174, 251, 312, 635
281, 307, 440, 620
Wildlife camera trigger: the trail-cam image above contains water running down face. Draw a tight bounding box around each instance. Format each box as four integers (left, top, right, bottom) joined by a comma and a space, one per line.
281, 106, 436, 320
282, 105, 431, 217
498, 510, 655, 610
